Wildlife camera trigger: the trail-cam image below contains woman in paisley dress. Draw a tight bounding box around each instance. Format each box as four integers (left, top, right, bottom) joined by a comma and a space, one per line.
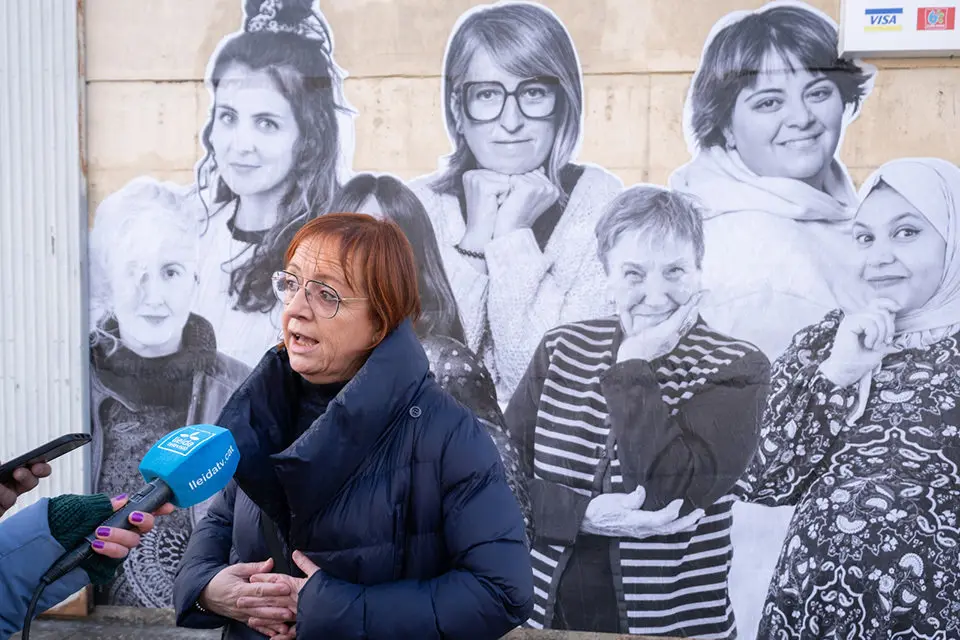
738, 157, 960, 639
329, 173, 532, 539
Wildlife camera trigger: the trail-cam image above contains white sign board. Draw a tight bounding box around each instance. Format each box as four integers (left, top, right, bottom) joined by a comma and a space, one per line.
840, 0, 960, 57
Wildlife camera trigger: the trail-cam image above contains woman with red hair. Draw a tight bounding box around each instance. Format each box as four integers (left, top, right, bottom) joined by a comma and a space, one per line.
174, 213, 533, 640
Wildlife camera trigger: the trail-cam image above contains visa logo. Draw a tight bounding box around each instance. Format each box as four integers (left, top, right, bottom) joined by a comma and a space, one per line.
864, 7, 904, 31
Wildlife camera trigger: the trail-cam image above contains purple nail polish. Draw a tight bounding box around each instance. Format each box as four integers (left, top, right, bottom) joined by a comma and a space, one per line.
91, 540, 105, 550
96, 527, 111, 537
113, 493, 127, 502
130, 512, 144, 524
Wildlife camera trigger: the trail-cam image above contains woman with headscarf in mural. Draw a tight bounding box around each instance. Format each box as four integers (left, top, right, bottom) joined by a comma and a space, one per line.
668, 1, 875, 362
190, 0, 352, 368
330, 173, 533, 541
410, 1, 623, 407
87, 176, 251, 608
506, 185, 770, 638
737, 158, 960, 639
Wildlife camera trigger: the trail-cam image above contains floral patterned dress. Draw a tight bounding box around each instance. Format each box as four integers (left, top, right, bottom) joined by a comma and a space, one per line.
738, 310, 960, 640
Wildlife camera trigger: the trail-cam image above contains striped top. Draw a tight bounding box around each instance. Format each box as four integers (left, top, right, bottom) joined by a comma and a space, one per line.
508, 316, 769, 638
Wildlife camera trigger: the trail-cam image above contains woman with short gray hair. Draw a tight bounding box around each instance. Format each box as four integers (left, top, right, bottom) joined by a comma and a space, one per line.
506, 185, 770, 637
410, 0, 622, 406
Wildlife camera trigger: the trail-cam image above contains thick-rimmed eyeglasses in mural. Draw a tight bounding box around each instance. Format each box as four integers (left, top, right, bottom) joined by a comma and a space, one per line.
271, 270, 367, 319
461, 76, 559, 123
407, 0, 624, 412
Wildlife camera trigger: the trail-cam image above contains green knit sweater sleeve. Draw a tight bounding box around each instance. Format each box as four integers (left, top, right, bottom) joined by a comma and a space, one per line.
47, 494, 124, 585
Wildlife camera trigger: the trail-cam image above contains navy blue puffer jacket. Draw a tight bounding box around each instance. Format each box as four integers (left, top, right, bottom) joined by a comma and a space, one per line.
173, 319, 534, 639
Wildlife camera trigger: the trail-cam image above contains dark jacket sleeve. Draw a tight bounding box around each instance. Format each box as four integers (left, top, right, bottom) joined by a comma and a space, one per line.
602, 349, 771, 513
504, 334, 593, 545
173, 480, 238, 629
294, 413, 535, 639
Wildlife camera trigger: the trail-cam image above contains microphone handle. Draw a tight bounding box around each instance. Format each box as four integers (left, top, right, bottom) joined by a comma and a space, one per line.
41, 478, 174, 584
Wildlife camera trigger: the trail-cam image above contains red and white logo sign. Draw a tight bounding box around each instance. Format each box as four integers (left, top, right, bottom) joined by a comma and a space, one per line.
917, 7, 956, 30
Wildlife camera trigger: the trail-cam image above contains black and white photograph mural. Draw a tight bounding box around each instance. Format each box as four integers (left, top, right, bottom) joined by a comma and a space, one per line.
191, 0, 356, 369
504, 184, 771, 637
408, 1, 623, 408
737, 155, 960, 638
665, 3, 879, 636
85, 0, 353, 607
84, 0, 960, 636
87, 177, 251, 606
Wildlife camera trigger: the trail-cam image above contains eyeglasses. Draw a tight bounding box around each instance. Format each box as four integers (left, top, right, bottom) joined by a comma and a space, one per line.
461, 77, 560, 123
270, 270, 367, 319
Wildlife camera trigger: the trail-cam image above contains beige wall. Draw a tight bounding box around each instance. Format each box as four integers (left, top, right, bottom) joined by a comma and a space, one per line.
83, 0, 960, 223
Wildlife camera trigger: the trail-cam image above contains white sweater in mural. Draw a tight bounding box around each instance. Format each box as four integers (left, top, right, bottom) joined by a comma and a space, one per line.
409, 165, 623, 405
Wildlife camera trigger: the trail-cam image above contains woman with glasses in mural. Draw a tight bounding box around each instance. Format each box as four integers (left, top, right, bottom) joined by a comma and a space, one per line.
738, 157, 960, 639
189, 0, 353, 368
87, 177, 251, 609
330, 173, 533, 540
506, 185, 770, 637
669, 1, 875, 361
410, 1, 623, 406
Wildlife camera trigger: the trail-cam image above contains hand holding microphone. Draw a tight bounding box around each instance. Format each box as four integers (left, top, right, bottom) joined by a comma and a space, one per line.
20, 424, 240, 640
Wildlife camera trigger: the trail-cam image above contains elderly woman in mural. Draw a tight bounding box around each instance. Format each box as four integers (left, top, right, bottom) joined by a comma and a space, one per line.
737, 157, 960, 639
87, 176, 251, 608
410, 0, 623, 406
190, 0, 353, 368
669, 0, 875, 361
506, 185, 770, 638
329, 173, 532, 538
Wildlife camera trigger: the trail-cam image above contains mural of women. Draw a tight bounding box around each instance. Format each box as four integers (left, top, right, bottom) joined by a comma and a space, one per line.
409, 0, 623, 407
667, 3, 877, 632
506, 185, 770, 638
669, 0, 875, 361
329, 173, 533, 540
190, 0, 354, 368
738, 157, 960, 639
87, 177, 251, 607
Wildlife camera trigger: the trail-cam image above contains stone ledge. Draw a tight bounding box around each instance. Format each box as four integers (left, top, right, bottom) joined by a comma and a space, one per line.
12, 607, 679, 639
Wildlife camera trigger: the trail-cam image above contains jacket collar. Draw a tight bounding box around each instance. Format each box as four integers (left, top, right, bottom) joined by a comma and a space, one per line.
218, 319, 430, 534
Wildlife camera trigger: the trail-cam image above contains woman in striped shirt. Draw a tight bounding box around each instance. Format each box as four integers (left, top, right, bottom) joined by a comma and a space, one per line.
505, 185, 771, 638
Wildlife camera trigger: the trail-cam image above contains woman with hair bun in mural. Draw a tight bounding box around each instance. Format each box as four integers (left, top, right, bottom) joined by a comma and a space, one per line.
190, 0, 353, 368
330, 173, 533, 541
669, 1, 875, 362
410, 1, 623, 407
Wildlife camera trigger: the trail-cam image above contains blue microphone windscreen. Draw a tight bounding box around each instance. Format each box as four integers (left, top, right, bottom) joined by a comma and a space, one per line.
138, 425, 240, 508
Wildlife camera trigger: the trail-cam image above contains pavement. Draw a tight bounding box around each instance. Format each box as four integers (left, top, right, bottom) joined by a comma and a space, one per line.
10, 607, 219, 640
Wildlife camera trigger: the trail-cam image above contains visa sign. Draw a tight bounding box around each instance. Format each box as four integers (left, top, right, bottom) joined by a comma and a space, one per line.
864, 7, 904, 31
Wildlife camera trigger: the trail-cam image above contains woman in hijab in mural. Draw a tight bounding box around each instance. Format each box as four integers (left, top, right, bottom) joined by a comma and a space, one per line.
190, 0, 352, 368
330, 173, 533, 539
506, 185, 770, 638
410, 1, 623, 407
738, 158, 960, 639
669, 0, 875, 361
87, 177, 251, 608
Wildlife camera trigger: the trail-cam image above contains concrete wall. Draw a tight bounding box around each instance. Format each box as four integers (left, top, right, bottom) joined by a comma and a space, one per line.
84, 0, 960, 218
